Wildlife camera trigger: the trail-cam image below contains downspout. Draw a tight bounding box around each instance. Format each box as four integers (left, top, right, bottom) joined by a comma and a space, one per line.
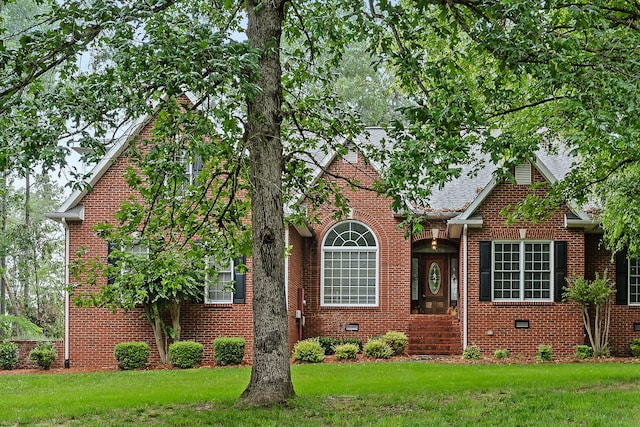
463, 224, 468, 350
62, 218, 70, 368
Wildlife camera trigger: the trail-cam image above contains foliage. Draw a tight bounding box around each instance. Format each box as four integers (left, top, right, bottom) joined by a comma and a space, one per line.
342, 338, 363, 352
0, 314, 42, 339
493, 349, 509, 360
114, 342, 150, 370
563, 273, 615, 356
317, 337, 340, 356
537, 345, 553, 362
363, 339, 392, 359
575, 345, 593, 360
462, 345, 481, 361
0, 340, 19, 370
629, 339, 640, 358
0, 175, 64, 338
292, 339, 325, 363
213, 337, 245, 366
334, 343, 359, 361
169, 341, 204, 369
28, 341, 57, 369
382, 331, 408, 356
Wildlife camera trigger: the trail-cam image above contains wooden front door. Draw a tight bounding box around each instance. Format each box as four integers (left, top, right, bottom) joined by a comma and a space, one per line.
420, 254, 449, 314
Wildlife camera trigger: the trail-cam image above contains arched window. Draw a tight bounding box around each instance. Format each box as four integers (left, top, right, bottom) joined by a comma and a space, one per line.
321, 221, 378, 306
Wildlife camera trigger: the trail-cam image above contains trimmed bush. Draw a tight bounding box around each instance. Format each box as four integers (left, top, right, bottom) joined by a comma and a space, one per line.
114, 342, 150, 370
0, 340, 19, 370
575, 345, 593, 360
292, 339, 324, 363
334, 343, 359, 361
29, 342, 57, 370
494, 349, 509, 360
630, 338, 640, 357
213, 337, 245, 366
462, 345, 481, 360
538, 344, 553, 362
169, 341, 204, 369
317, 337, 340, 355
364, 339, 393, 359
342, 338, 363, 352
382, 331, 408, 356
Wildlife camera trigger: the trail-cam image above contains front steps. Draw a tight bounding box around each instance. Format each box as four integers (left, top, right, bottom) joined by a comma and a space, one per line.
407, 314, 462, 356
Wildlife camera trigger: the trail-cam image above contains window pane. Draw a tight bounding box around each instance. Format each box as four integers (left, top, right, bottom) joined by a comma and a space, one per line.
205, 259, 234, 304
323, 222, 377, 306
630, 259, 640, 304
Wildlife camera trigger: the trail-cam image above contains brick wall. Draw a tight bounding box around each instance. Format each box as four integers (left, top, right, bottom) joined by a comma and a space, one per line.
463, 166, 586, 357
301, 153, 412, 342
66, 119, 255, 368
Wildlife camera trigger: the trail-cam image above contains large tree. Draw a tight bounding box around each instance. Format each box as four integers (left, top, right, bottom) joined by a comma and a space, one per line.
2, 0, 640, 405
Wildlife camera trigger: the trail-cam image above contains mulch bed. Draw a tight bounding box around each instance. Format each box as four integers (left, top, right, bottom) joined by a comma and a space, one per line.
1, 354, 637, 375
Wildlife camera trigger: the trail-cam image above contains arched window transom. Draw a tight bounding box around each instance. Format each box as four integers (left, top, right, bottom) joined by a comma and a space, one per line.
321, 221, 378, 306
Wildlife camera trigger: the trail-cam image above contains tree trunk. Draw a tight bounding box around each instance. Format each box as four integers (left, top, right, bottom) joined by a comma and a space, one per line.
168, 299, 181, 342
241, 0, 294, 405
147, 303, 169, 364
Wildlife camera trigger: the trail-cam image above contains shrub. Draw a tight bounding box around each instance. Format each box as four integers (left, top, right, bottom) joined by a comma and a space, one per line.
114, 342, 150, 370
364, 339, 393, 359
292, 339, 324, 363
169, 341, 204, 369
29, 342, 57, 370
382, 331, 408, 356
342, 338, 363, 352
0, 340, 19, 370
213, 337, 245, 366
538, 344, 553, 362
575, 345, 593, 360
630, 338, 640, 357
462, 345, 481, 360
494, 349, 509, 360
334, 343, 359, 361
317, 337, 340, 355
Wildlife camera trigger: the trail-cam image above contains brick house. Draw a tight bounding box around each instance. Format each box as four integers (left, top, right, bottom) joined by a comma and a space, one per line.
47, 115, 640, 368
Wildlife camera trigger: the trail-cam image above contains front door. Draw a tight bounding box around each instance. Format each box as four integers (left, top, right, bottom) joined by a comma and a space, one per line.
420, 254, 449, 314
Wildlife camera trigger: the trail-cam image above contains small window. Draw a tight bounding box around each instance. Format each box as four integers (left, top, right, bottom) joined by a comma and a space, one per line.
205, 259, 234, 304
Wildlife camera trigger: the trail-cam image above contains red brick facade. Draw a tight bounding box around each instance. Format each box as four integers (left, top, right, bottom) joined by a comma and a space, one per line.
55, 124, 640, 367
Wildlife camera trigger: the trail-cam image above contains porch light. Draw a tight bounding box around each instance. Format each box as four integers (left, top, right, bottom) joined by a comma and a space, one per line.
431, 228, 439, 250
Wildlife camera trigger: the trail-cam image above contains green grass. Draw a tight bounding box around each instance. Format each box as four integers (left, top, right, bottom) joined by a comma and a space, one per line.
1, 362, 639, 426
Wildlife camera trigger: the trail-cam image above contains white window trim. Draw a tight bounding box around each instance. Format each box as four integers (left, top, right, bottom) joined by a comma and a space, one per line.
204, 259, 234, 304
492, 240, 554, 302
628, 259, 640, 306
320, 220, 379, 307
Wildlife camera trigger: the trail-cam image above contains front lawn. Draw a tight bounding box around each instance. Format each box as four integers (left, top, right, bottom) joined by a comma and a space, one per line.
0, 362, 639, 426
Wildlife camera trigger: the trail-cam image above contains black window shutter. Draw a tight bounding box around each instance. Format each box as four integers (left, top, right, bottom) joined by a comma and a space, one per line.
107, 242, 119, 285
479, 241, 491, 301
233, 256, 246, 304
554, 241, 567, 302
615, 250, 628, 305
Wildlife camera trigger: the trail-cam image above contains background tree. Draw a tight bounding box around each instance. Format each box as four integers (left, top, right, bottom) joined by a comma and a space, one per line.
0, 174, 63, 338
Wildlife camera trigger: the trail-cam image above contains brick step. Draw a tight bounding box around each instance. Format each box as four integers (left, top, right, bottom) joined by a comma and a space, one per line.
408, 316, 461, 356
